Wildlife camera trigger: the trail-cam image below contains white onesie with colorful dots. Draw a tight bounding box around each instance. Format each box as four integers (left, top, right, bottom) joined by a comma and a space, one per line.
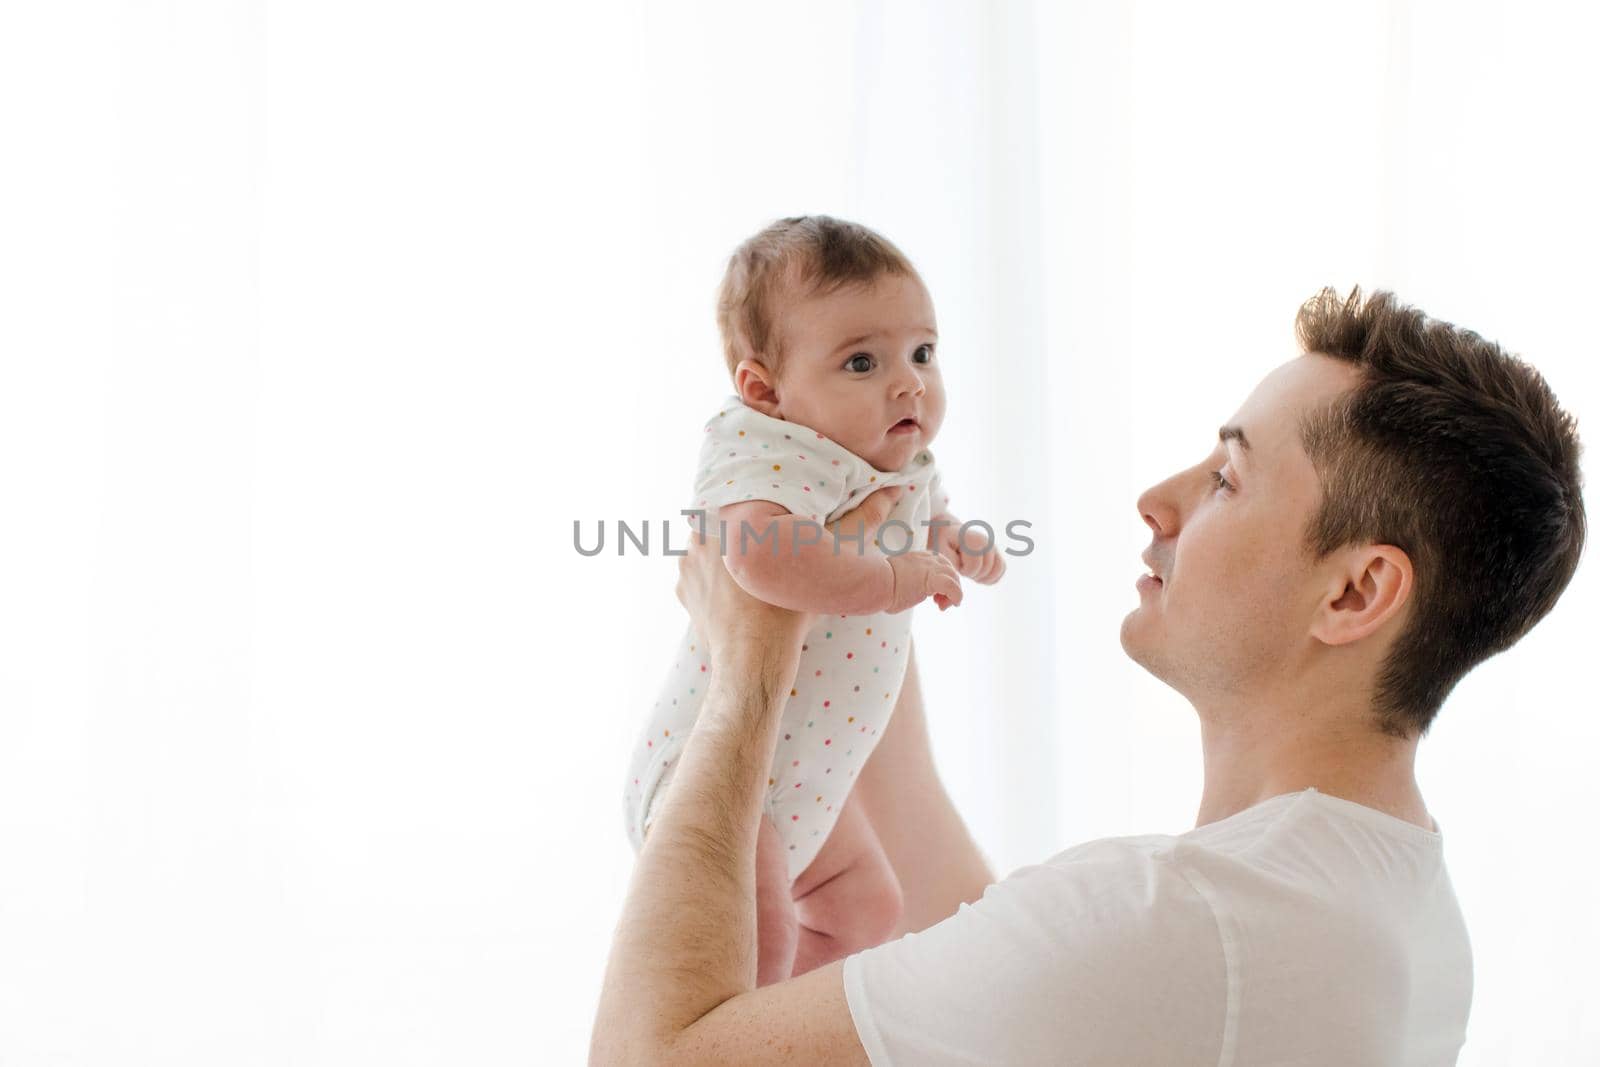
621, 395, 948, 883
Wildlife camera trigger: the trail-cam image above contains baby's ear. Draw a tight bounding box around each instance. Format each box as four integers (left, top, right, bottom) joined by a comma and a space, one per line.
733, 358, 782, 417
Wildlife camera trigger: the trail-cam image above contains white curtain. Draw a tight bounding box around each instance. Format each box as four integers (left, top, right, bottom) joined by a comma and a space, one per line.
3, 2, 1594, 1063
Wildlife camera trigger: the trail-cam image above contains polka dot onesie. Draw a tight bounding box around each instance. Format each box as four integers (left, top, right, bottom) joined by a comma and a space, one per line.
622, 395, 949, 883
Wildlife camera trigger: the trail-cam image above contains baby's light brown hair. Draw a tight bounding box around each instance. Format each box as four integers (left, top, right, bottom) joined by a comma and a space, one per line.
716, 215, 918, 380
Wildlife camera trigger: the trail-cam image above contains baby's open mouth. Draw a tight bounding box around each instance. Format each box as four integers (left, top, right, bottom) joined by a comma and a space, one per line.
889, 417, 919, 434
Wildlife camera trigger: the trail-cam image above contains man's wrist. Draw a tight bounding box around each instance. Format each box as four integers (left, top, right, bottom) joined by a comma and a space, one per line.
701, 635, 804, 741
708, 616, 807, 684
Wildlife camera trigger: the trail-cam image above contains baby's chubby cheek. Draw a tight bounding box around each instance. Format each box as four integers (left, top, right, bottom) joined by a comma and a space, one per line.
781, 399, 871, 454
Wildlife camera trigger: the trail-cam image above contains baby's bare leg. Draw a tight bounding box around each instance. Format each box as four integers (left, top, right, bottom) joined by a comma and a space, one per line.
788, 790, 905, 978
755, 812, 799, 987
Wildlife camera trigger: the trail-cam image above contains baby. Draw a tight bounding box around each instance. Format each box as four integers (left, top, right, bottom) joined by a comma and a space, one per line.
622, 216, 1006, 985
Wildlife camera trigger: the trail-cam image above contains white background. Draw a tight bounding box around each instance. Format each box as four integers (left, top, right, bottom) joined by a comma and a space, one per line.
2, 1, 1595, 1063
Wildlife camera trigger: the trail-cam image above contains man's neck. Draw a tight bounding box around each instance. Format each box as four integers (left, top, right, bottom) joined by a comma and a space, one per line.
1193, 697, 1431, 831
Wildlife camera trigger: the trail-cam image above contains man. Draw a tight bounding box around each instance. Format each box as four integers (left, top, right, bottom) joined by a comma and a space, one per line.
590, 288, 1585, 1065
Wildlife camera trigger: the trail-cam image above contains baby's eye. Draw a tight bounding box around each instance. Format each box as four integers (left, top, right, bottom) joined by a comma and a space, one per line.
846, 353, 873, 373
913, 344, 934, 363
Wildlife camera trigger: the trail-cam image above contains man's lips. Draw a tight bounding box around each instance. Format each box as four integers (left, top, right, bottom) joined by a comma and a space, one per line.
1140, 551, 1166, 591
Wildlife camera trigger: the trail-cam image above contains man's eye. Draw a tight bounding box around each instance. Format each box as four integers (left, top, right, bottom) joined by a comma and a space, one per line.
1210, 470, 1234, 493
846, 354, 873, 373
913, 344, 934, 363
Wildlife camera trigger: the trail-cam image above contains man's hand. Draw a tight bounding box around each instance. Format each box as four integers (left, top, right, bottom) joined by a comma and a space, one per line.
677, 513, 812, 669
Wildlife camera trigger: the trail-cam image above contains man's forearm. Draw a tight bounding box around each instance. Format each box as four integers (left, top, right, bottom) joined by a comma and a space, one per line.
591, 638, 801, 1063
853, 642, 994, 936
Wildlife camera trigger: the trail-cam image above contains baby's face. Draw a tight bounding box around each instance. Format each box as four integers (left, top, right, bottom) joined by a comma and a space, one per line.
766, 272, 946, 472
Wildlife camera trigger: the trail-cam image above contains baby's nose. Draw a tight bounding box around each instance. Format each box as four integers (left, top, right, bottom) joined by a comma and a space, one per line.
891, 369, 925, 396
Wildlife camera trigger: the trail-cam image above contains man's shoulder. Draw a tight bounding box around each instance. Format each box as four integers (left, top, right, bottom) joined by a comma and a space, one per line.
1017, 788, 1455, 941
1151, 788, 1468, 987
1169, 788, 1452, 900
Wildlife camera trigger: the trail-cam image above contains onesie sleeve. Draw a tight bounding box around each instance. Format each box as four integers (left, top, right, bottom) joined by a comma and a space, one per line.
690, 399, 856, 523
841, 843, 1228, 1065
927, 466, 951, 515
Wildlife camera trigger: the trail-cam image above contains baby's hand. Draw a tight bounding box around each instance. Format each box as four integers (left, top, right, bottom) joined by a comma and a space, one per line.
933, 514, 1007, 585
885, 550, 964, 614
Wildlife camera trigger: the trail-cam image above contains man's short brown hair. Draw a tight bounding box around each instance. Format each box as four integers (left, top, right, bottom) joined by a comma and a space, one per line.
715, 216, 917, 379
1296, 287, 1586, 737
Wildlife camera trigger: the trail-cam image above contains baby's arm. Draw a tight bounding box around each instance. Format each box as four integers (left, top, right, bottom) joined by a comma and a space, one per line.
715, 499, 961, 616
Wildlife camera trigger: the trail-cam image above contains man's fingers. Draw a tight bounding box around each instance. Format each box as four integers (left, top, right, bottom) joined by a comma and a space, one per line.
684, 512, 723, 544
827, 484, 904, 536
860, 484, 904, 522
676, 514, 724, 618
675, 544, 698, 610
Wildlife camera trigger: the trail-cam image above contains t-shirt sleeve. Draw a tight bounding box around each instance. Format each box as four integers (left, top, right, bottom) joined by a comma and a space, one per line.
841, 845, 1229, 1066
691, 404, 852, 523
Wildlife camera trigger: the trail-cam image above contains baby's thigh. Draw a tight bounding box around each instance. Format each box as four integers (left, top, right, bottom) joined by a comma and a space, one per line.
791, 790, 904, 945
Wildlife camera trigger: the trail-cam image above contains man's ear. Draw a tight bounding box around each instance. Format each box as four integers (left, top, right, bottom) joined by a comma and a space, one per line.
733, 357, 783, 417
1310, 544, 1414, 647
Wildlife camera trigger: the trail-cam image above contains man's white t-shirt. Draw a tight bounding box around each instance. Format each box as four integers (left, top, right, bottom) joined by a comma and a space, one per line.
843, 788, 1472, 1066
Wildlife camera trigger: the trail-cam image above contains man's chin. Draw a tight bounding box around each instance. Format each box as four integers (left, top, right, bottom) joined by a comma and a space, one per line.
1119, 612, 1162, 676
1120, 625, 1192, 699
1118, 609, 1143, 657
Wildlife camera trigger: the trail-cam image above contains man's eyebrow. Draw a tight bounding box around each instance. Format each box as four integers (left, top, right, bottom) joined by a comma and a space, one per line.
1219, 425, 1251, 455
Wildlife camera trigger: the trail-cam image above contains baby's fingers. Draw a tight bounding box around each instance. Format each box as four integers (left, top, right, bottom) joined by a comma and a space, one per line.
966, 550, 1004, 585
930, 566, 963, 609
987, 551, 1008, 583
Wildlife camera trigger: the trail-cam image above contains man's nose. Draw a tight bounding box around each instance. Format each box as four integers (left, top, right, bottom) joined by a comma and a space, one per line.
1137, 482, 1179, 539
